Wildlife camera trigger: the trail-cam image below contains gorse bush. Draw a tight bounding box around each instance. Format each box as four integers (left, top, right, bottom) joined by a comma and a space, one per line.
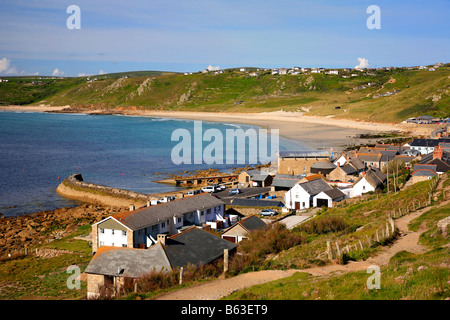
296, 216, 348, 235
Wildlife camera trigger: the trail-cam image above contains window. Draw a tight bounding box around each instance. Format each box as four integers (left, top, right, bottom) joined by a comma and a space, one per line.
99, 228, 104, 234
111, 229, 115, 235
122, 230, 127, 236
207, 208, 211, 215
99, 241, 105, 247
122, 244, 127, 248
152, 225, 158, 231
177, 217, 182, 224
161, 222, 165, 228
201, 211, 204, 216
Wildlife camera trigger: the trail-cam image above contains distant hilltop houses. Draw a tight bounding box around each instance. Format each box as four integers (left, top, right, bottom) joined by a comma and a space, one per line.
189, 62, 447, 78
404, 115, 450, 125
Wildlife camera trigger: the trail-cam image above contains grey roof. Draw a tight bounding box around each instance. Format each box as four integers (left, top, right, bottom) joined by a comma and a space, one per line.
380, 150, 399, 162
251, 173, 271, 181
323, 188, 346, 200
278, 150, 330, 158
165, 227, 237, 268
413, 164, 437, 172
85, 243, 171, 277
272, 174, 303, 188
230, 198, 284, 207
348, 157, 365, 171
299, 179, 332, 196
113, 194, 224, 230
340, 164, 358, 175
410, 138, 450, 147
311, 160, 337, 169
412, 169, 437, 177
239, 215, 267, 232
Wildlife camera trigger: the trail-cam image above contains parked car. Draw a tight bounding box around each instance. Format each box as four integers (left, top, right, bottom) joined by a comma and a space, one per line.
228, 188, 242, 195
201, 186, 216, 193
260, 209, 277, 216
186, 189, 201, 196
215, 184, 226, 191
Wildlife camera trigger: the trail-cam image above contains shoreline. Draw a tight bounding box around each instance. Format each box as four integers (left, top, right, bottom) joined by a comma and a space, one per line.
1, 105, 434, 151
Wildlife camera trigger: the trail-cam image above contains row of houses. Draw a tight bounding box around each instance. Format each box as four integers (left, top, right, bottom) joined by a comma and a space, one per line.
85, 192, 271, 298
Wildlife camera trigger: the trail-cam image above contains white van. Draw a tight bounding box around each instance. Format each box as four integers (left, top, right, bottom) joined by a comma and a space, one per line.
201, 186, 216, 193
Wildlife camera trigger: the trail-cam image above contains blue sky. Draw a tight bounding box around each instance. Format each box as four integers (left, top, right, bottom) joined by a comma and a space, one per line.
0, 0, 448, 76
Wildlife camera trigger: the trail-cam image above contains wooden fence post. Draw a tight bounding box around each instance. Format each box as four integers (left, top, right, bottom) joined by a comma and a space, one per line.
335, 242, 341, 257
366, 235, 371, 247
326, 241, 333, 260
359, 240, 364, 250
223, 249, 229, 273
376, 229, 380, 242
179, 267, 183, 285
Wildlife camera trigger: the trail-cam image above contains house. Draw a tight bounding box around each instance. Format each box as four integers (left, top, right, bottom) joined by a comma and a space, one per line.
356, 153, 382, 169
409, 138, 450, 155
313, 188, 346, 208
352, 168, 386, 197
277, 150, 330, 175
91, 193, 229, 253
285, 178, 332, 210
271, 174, 303, 191
85, 227, 237, 299
221, 215, 267, 244
419, 145, 450, 174
328, 163, 358, 182
411, 164, 438, 184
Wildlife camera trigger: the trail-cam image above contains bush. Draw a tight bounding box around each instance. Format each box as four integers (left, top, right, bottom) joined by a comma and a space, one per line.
296, 216, 348, 235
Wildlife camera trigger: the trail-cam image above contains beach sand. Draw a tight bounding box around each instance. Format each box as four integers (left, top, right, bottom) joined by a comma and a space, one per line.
1, 105, 434, 151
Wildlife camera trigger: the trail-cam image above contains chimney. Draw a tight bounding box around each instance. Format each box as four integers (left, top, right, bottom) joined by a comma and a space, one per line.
337, 162, 340, 167
157, 234, 168, 245
433, 145, 443, 160
129, 204, 135, 211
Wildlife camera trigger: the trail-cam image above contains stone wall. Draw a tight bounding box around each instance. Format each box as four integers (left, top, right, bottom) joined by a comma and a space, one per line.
57, 173, 149, 208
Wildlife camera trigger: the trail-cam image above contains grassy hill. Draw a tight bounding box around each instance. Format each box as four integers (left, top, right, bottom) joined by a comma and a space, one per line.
1, 65, 449, 122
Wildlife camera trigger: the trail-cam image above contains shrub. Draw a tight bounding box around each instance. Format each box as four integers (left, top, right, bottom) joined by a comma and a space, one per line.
296, 216, 348, 235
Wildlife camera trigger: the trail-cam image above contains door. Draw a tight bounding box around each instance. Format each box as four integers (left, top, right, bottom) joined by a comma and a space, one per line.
316, 198, 329, 208
295, 202, 300, 210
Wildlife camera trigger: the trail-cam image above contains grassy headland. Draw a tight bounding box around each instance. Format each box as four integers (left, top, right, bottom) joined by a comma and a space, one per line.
1, 65, 449, 123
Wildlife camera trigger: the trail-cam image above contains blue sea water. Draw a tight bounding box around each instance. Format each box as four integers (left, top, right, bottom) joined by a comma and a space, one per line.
0, 111, 307, 217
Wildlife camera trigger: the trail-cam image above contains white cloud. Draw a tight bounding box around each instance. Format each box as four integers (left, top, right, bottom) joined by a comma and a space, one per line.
0, 57, 19, 75
207, 65, 220, 71
355, 57, 370, 69
52, 68, 64, 76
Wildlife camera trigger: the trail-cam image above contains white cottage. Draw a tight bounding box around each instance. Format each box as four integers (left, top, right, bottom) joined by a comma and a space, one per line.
352, 168, 386, 197
285, 178, 332, 210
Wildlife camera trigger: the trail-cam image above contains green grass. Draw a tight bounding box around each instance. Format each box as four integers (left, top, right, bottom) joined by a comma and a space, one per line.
224, 247, 450, 300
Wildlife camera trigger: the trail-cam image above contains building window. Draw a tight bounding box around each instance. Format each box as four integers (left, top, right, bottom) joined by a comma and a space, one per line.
111, 229, 115, 235
99, 241, 105, 247
99, 228, 104, 234
122, 230, 127, 236
152, 225, 158, 231
207, 208, 211, 215
177, 217, 182, 224
161, 222, 165, 228
122, 244, 127, 248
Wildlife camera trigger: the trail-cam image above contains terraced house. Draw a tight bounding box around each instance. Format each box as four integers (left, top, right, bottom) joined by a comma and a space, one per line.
91, 194, 231, 253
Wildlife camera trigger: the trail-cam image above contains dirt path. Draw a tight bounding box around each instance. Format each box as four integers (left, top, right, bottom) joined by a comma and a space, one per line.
153, 196, 449, 300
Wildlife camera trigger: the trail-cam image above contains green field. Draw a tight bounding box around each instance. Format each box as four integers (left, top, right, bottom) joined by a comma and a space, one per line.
1, 65, 449, 122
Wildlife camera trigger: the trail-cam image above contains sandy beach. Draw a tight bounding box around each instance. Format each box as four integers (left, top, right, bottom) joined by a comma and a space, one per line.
0, 105, 435, 151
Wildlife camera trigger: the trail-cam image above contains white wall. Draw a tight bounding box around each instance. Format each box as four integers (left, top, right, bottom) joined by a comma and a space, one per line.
98, 228, 128, 248
285, 184, 311, 210
352, 178, 375, 197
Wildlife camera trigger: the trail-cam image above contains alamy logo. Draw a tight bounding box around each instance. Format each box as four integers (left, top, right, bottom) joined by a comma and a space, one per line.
171, 121, 279, 165
366, 265, 381, 290
66, 5, 81, 30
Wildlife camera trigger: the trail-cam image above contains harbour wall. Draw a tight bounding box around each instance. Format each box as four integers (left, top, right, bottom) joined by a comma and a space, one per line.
56, 173, 149, 208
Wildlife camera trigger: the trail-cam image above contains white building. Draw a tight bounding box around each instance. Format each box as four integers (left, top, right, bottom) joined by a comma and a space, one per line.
285, 178, 332, 210
351, 168, 386, 197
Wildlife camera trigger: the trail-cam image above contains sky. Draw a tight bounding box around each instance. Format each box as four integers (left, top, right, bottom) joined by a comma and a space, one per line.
0, 0, 449, 77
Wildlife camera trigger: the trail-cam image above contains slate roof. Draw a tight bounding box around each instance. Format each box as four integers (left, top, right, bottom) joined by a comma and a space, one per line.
410, 138, 450, 147
272, 174, 303, 188
299, 178, 332, 196
278, 150, 330, 158
379, 150, 399, 162
323, 188, 346, 200
348, 157, 365, 171
238, 215, 267, 232
251, 173, 271, 181
85, 243, 171, 277
420, 151, 450, 172
230, 198, 284, 207
112, 194, 224, 231
413, 164, 437, 172
165, 227, 237, 268
340, 164, 358, 175
357, 153, 382, 163
412, 169, 437, 177
86, 227, 237, 277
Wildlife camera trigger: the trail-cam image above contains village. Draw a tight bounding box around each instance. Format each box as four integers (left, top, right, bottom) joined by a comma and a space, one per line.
83, 127, 450, 299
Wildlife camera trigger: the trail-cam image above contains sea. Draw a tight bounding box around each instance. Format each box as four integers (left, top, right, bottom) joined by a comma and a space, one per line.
0, 111, 308, 217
